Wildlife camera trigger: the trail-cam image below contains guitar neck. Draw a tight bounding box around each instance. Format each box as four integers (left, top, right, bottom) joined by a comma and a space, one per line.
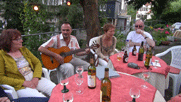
64, 47, 89, 57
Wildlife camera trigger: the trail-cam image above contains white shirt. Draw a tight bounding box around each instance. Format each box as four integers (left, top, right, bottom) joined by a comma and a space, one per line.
126, 31, 153, 53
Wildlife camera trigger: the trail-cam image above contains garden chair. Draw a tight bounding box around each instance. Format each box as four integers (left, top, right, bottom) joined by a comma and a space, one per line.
0, 68, 50, 100
155, 45, 181, 97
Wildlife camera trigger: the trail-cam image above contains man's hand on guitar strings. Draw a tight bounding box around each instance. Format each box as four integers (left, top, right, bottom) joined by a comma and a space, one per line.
54, 53, 64, 64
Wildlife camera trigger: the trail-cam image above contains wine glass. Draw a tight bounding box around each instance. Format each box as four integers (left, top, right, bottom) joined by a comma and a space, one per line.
76, 66, 84, 78
129, 87, 140, 102
117, 52, 123, 61
60, 77, 69, 93
63, 92, 74, 102
75, 74, 83, 95
154, 59, 159, 69
141, 71, 150, 89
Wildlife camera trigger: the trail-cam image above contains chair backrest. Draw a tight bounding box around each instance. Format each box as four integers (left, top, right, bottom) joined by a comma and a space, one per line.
170, 46, 181, 70
155, 45, 181, 70
89, 36, 99, 54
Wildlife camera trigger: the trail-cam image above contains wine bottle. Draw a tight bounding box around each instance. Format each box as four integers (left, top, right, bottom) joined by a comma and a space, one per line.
132, 45, 137, 56
100, 68, 111, 102
123, 50, 128, 63
144, 47, 152, 69
88, 55, 96, 89
138, 41, 144, 61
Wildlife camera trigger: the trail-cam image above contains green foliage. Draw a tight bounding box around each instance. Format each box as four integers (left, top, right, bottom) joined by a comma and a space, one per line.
114, 30, 127, 51
151, 28, 172, 46
2, 0, 24, 32
127, 0, 177, 19
127, 4, 136, 24
153, 24, 166, 29
19, 0, 53, 60
67, 4, 83, 28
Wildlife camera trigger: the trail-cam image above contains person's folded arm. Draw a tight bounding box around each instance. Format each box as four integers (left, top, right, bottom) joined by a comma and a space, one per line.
23, 47, 42, 78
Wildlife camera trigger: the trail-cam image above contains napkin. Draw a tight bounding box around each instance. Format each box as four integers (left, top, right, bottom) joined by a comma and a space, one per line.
152, 62, 161, 67
96, 66, 120, 80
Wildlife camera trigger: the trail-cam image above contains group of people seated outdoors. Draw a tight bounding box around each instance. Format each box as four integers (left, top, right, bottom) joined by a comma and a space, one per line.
0, 19, 157, 101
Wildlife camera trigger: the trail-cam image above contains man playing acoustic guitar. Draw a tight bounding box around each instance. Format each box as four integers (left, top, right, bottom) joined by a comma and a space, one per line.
38, 22, 90, 83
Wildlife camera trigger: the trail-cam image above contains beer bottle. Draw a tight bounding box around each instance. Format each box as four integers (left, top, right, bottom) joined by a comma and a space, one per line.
123, 50, 128, 63
100, 68, 111, 102
138, 41, 144, 61
132, 45, 137, 56
144, 47, 152, 69
88, 55, 96, 89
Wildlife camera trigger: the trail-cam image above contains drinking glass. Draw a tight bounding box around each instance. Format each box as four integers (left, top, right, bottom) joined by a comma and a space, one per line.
154, 59, 159, 69
76, 66, 84, 78
75, 74, 83, 95
60, 77, 69, 93
63, 92, 74, 102
129, 87, 140, 102
141, 71, 150, 89
117, 52, 123, 61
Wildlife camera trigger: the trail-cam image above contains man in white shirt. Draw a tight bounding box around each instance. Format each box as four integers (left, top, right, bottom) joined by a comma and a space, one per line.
126, 19, 155, 53
38, 22, 90, 83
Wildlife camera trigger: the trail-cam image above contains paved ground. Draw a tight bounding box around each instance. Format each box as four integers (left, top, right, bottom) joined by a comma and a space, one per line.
48, 39, 181, 101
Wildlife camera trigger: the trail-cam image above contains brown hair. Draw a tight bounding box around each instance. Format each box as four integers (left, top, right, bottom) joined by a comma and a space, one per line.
0, 29, 21, 52
103, 23, 115, 33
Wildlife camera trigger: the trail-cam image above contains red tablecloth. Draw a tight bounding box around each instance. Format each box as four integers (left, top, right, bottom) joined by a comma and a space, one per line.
49, 72, 157, 102
110, 53, 170, 78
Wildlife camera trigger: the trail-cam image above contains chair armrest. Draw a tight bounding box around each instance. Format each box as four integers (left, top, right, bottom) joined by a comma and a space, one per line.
1, 84, 18, 99
42, 68, 50, 80
155, 49, 171, 58
115, 49, 119, 53
1, 84, 15, 91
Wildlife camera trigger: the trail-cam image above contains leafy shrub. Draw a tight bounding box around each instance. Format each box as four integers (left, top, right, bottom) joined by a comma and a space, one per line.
153, 24, 166, 28
114, 31, 127, 51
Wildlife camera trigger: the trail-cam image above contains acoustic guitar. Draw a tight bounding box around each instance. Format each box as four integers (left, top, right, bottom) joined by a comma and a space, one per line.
41, 44, 99, 70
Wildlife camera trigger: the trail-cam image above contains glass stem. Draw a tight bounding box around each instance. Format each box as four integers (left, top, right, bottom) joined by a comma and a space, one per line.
64, 85, 67, 90
132, 98, 136, 102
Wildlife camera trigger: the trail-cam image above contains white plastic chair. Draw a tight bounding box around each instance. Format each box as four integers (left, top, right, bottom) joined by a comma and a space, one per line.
0, 68, 50, 100
89, 36, 119, 66
155, 45, 181, 97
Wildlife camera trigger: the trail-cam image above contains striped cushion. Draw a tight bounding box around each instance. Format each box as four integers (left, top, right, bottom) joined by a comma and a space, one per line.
168, 65, 180, 74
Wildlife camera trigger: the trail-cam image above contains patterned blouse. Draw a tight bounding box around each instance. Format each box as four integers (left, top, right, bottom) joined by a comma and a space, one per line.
95, 35, 117, 59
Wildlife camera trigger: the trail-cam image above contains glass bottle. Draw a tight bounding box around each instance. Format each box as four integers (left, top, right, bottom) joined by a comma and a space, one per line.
87, 55, 96, 89
100, 68, 111, 102
132, 45, 137, 56
138, 41, 144, 61
123, 50, 128, 63
144, 47, 153, 69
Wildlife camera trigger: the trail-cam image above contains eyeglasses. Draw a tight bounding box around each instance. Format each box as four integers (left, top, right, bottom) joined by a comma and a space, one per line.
135, 25, 143, 28
13, 37, 22, 41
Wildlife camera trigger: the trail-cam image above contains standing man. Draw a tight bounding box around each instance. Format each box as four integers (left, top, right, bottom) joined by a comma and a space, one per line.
126, 19, 155, 52
38, 22, 90, 83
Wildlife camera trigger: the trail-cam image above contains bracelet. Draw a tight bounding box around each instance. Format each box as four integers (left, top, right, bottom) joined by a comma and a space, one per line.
145, 37, 148, 39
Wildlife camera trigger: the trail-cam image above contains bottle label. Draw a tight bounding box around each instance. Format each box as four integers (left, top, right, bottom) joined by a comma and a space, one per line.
100, 90, 102, 102
134, 51, 137, 55
125, 57, 128, 62
88, 75, 96, 87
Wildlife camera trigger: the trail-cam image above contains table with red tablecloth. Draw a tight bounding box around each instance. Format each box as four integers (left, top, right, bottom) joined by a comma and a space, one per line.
107, 53, 170, 96
49, 72, 165, 102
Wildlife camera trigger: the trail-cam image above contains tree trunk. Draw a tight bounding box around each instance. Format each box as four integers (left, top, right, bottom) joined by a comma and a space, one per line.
80, 0, 101, 45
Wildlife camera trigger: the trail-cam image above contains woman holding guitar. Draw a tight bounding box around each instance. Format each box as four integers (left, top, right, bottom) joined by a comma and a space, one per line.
95, 23, 117, 66
38, 22, 90, 83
